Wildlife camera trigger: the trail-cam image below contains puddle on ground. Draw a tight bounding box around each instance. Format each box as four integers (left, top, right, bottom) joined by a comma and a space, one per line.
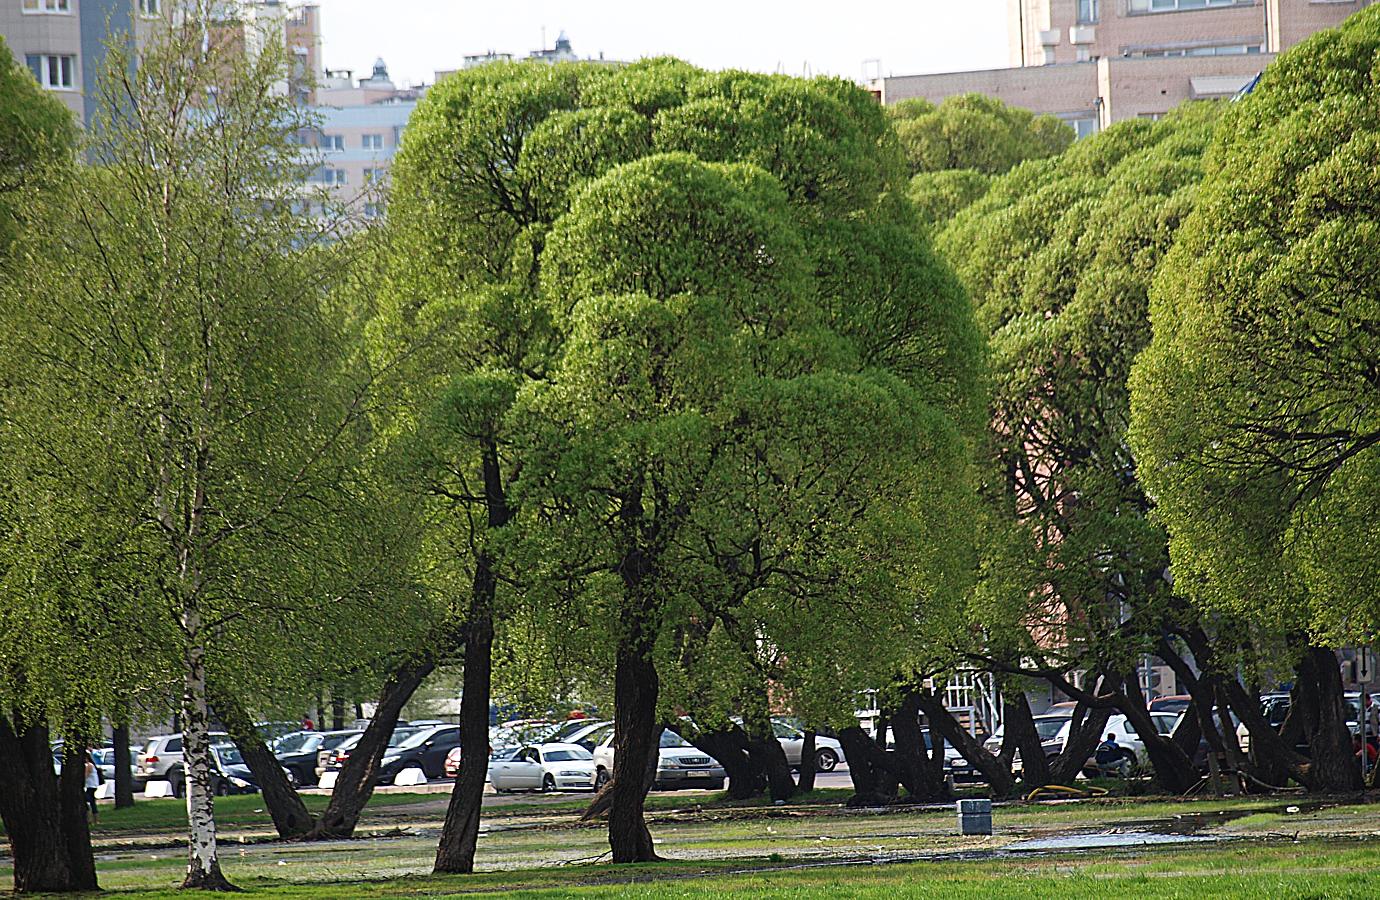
1006, 831, 1222, 852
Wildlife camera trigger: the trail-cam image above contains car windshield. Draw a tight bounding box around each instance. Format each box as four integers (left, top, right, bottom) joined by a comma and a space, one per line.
321, 732, 358, 750
547, 721, 592, 742
1034, 718, 1069, 740
1152, 713, 1179, 735
659, 730, 691, 748
213, 745, 243, 766
543, 748, 593, 762
397, 728, 445, 750
275, 733, 313, 753
387, 728, 419, 748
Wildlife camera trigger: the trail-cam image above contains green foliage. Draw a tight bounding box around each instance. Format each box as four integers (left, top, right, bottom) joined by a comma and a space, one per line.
0, 14, 418, 734
939, 102, 1223, 669
907, 169, 991, 230
391, 59, 984, 731
0, 35, 76, 251
1128, 7, 1380, 641
888, 94, 1073, 177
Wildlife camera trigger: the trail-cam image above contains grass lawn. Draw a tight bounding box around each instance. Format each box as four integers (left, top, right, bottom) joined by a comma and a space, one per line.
56, 840, 1380, 897
6, 791, 1380, 895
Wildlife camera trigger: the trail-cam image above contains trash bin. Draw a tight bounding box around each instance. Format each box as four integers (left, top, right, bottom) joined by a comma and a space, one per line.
957, 798, 992, 835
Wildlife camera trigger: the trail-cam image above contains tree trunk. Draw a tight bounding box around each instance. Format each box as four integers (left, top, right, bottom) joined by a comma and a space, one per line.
57, 741, 98, 890
916, 690, 1014, 798
434, 438, 511, 873
433, 611, 495, 873
1298, 645, 1362, 792
891, 691, 948, 801
1048, 692, 1113, 786
307, 658, 435, 840
689, 725, 761, 800
837, 725, 898, 806
796, 731, 817, 793
1219, 675, 1312, 788
213, 690, 315, 839
0, 714, 91, 893
742, 708, 795, 802
180, 635, 236, 891
331, 693, 346, 732
1002, 688, 1051, 788
112, 722, 136, 809
608, 629, 661, 863
1118, 676, 1199, 794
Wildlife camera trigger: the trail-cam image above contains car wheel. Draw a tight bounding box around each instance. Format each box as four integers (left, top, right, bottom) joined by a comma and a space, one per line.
815, 748, 839, 772
594, 768, 609, 790
708, 779, 725, 791
169, 770, 184, 798
542, 774, 557, 793
213, 779, 228, 797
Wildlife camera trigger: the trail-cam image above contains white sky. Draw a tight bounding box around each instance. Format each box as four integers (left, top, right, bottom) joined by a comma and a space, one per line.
314, 0, 1011, 88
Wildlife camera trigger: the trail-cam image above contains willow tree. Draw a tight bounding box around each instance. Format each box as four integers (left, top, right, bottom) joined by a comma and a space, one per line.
889, 94, 1073, 231
1, 8, 411, 889
1130, 7, 1380, 792
938, 104, 1236, 794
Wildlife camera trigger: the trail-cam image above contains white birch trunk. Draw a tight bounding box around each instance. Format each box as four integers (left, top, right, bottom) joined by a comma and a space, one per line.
180, 621, 229, 889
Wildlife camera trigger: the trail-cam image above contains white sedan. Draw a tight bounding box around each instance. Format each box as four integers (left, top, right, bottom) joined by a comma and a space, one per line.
487, 743, 596, 793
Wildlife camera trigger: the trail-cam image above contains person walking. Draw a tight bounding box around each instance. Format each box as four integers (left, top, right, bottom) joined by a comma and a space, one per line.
83, 751, 101, 823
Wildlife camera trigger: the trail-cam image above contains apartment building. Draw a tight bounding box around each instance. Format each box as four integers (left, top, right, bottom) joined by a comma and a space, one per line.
308, 59, 416, 221
1, 0, 169, 122
1, 1, 321, 121
876, 0, 1374, 132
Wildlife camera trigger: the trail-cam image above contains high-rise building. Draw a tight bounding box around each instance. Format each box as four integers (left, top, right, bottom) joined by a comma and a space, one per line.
1, 1, 321, 122
873, 0, 1374, 133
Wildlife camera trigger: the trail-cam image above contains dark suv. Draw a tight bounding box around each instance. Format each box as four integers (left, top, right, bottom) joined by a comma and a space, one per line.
378, 725, 462, 783
273, 730, 360, 786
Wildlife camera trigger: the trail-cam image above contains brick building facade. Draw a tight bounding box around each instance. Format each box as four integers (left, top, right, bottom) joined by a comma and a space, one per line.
876, 0, 1373, 131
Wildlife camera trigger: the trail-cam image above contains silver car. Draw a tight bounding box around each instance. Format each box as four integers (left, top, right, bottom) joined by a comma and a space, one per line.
592, 728, 726, 791
137, 732, 228, 797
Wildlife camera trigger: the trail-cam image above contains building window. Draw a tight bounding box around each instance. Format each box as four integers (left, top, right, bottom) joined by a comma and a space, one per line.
1128, 0, 1252, 13
362, 134, 384, 150
26, 54, 75, 90
364, 202, 385, 219
1138, 112, 1167, 121
322, 134, 344, 151
1072, 117, 1098, 140
1076, 47, 1091, 62
138, 0, 161, 16
322, 168, 347, 186
363, 168, 384, 183
1077, 0, 1099, 24
1134, 43, 1263, 58
22, 0, 72, 12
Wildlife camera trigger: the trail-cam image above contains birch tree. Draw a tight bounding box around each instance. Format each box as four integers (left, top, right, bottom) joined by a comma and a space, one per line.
1, 7, 409, 889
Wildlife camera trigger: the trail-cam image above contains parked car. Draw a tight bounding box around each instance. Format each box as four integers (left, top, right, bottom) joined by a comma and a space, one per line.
543, 719, 612, 751
1052, 713, 1178, 775
592, 728, 727, 791
207, 744, 261, 795
90, 747, 144, 790
982, 712, 1073, 765
137, 732, 229, 798
322, 726, 421, 777
378, 725, 462, 784
770, 720, 846, 772
273, 730, 359, 786
1171, 706, 1243, 771
1148, 695, 1194, 717
488, 743, 597, 792
1237, 691, 1363, 754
